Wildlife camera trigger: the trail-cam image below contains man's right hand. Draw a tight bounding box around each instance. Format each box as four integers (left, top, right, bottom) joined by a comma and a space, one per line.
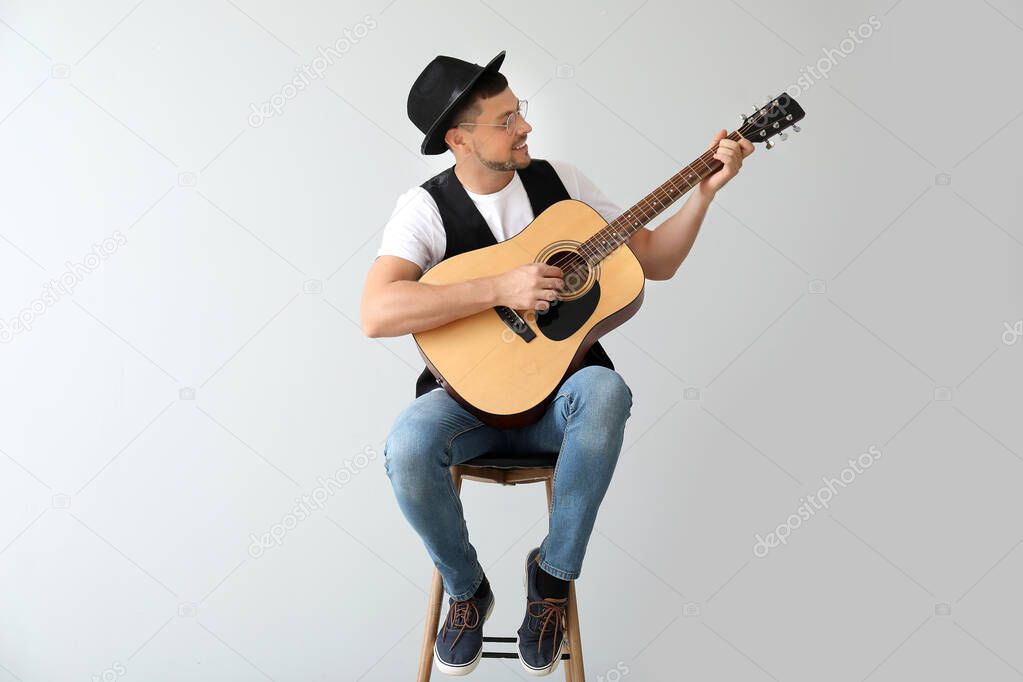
491, 263, 565, 311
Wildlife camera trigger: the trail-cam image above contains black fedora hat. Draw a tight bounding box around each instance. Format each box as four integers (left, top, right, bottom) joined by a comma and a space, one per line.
407, 50, 506, 155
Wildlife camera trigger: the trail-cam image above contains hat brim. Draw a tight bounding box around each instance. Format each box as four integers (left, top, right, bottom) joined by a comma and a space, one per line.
420, 50, 506, 155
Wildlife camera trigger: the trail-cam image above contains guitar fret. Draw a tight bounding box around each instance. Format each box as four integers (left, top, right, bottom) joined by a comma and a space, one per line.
582, 131, 743, 265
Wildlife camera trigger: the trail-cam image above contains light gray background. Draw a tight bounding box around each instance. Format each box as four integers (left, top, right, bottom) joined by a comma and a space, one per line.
2, 0, 1021, 680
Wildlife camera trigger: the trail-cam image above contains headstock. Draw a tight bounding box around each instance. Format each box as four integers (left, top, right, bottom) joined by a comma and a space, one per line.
740, 94, 805, 149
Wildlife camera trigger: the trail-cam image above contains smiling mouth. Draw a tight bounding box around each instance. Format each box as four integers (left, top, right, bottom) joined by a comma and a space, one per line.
512, 140, 528, 151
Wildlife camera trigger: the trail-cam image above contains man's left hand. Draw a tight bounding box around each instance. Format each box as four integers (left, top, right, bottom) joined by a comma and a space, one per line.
699, 129, 755, 197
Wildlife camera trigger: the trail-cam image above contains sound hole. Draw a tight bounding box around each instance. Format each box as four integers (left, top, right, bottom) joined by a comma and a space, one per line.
545, 250, 590, 297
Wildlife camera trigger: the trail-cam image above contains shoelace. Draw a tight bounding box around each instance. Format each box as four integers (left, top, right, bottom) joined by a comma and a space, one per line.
526, 597, 567, 661
441, 598, 481, 651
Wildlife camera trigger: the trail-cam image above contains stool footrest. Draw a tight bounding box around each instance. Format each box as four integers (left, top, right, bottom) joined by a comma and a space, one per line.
481, 652, 571, 660
480, 636, 571, 661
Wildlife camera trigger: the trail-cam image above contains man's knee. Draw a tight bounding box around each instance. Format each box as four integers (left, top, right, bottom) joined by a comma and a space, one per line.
384, 402, 449, 489
567, 366, 633, 416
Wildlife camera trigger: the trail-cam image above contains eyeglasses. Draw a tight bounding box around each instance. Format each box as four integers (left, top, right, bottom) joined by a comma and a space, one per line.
457, 99, 528, 136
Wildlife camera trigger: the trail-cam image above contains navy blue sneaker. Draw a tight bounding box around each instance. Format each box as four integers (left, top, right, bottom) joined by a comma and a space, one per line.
434, 584, 495, 676
516, 547, 568, 676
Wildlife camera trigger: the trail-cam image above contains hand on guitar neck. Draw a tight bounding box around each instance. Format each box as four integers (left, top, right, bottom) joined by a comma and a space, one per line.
699, 128, 755, 197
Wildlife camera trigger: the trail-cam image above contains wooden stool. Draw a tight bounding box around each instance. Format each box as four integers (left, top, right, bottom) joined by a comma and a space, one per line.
416, 451, 586, 681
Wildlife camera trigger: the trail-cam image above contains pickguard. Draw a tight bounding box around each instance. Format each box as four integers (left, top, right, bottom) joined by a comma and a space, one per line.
535, 282, 601, 341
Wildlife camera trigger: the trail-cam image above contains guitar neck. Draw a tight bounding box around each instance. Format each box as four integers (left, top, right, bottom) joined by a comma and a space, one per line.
580, 131, 743, 265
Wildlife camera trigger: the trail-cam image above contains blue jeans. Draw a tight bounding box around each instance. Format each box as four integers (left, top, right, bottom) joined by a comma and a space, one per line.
383, 365, 633, 601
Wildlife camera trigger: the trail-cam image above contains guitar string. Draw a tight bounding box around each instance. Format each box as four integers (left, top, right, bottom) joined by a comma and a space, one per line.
561, 127, 748, 269
542, 125, 752, 288
579, 128, 749, 263
542, 140, 730, 292
568, 102, 793, 267
590, 101, 797, 260
517, 102, 793, 309
549, 144, 720, 272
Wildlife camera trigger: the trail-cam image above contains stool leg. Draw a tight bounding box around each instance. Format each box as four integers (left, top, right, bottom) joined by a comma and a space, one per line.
564, 629, 573, 682
566, 580, 585, 681
417, 569, 444, 682
416, 469, 463, 681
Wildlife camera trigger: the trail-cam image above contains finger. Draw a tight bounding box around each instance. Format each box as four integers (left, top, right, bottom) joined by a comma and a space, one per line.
714, 150, 735, 165
709, 128, 726, 148
715, 154, 738, 174
534, 290, 557, 305
541, 277, 564, 290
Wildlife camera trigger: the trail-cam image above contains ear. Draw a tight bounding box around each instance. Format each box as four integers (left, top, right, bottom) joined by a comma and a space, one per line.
444, 126, 469, 153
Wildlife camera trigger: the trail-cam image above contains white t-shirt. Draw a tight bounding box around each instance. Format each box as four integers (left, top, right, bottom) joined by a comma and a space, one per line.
375, 159, 624, 274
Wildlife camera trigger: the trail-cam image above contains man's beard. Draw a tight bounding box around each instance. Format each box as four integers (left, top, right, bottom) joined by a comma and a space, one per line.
475, 147, 529, 172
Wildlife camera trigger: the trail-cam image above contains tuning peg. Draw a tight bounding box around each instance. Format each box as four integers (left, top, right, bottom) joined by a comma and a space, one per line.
765, 139, 775, 150
779, 132, 788, 141
792, 124, 801, 133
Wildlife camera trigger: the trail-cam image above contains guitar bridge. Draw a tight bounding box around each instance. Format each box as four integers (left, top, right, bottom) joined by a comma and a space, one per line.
494, 306, 536, 342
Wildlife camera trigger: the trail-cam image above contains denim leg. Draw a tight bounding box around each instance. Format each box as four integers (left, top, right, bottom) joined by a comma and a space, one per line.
509, 366, 633, 580
383, 389, 506, 601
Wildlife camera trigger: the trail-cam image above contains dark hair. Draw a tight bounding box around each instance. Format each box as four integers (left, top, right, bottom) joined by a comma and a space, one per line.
445, 71, 509, 145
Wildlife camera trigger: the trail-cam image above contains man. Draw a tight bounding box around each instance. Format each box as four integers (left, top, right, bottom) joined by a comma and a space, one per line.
360, 50, 753, 676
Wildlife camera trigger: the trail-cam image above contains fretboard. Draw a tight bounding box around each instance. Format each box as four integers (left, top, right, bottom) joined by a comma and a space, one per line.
579, 131, 742, 265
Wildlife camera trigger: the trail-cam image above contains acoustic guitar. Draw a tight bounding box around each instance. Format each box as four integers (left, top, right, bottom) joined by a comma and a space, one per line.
413, 93, 805, 427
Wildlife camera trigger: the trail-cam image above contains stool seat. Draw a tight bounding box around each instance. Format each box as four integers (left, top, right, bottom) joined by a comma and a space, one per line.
460, 451, 559, 469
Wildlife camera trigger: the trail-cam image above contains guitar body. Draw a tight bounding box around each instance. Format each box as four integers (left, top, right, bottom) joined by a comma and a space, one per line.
413, 199, 645, 428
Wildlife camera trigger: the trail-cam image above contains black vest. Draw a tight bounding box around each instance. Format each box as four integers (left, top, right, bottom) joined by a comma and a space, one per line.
414, 159, 614, 398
